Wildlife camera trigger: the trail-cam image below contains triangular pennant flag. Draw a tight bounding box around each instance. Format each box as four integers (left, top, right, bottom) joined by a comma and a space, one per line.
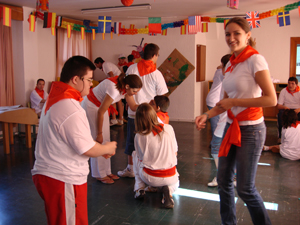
92, 29, 96, 40
98, 16, 112, 33
67, 24, 71, 38
81, 27, 85, 40
202, 23, 208, 32
188, 16, 201, 34
224, 19, 230, 29
246, 11, 260, 29
278, 11, 291, 27
29, 15, 36, 32
148, 17, 161, 34
51, 27, 55, 36
3, 7, 11, 27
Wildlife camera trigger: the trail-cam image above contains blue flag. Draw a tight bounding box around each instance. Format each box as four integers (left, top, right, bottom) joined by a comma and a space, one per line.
278, 11, 291, 27
98, 16, 112, 33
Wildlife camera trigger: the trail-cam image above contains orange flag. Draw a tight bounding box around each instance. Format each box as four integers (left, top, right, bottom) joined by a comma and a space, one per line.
29, 14, 36, 32
67, 24, 71, 38
81, 27, 85, 40
3, 7, 11, 27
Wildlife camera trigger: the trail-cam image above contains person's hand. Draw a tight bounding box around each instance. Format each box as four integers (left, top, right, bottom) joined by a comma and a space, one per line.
216, 98, 235, 111
294, 108, 300, 114
195, 115, 207, 130
104, 141, 117, 156
96, 133, 103, 144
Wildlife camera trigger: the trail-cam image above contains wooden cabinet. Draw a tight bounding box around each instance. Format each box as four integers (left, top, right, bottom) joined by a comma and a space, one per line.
207, 81, 287, 121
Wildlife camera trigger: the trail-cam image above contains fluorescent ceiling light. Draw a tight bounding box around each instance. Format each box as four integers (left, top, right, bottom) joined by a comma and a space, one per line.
81, 4, 151, 14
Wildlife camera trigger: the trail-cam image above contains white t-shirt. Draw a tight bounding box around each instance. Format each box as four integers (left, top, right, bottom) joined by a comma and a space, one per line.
92, 78, 125, 104
134, 124, 178, 170
278, 88, 300, 109
126, 63, 168, 117
280, 124, 300, 160
102, 62, 121, 77
223, 54, 269, 126
214, 86, 227, 138
30, 89, 49, 114
206, 69, 224, 108
31, 99, 95, 185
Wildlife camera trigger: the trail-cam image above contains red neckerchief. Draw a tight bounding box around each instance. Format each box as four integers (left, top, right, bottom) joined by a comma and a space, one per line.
218, 107, 263, 157
225, 45, 259, 73
45, 81, 83, 115
286, 86, 300, 96
35, 87, 44, 99
87, 88, 119, 116
127, 62, 134, 67
157, 112, 169, 124
107, 76, 126, 94
152, 123, 164, 136
137, 59, 156, 76
291, 121, 300, 128
118, 62, 127, 67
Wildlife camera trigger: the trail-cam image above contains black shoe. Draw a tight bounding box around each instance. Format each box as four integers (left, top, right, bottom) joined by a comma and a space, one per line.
162, 186, 174, 209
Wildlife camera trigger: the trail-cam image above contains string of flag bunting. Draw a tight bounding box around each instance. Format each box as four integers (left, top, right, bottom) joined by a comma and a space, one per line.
1, 0, 298, 38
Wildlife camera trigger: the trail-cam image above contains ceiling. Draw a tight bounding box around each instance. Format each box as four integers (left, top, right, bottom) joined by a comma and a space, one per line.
2, 0, 297, 23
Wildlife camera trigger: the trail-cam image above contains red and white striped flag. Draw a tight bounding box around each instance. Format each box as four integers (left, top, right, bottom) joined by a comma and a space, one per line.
188, 16, 201, 34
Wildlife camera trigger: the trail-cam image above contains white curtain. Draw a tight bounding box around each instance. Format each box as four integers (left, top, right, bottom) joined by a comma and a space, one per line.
56, 28, 92, 79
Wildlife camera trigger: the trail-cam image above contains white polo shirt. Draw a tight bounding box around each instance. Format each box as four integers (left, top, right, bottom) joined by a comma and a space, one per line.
30, 89, 49, 114
280, 124, 300, 160
126, 63, 168, 117
31, 99, 95, 185
102, 62, 121, 77
223, 54, 269, 125
206, 69, 224, 108
278, 88, 300, 109
134, 124, 178, 170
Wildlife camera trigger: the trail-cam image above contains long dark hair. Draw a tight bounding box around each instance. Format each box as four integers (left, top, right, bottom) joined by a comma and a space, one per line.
282, 109, 298, 129
115, 74, 142, 93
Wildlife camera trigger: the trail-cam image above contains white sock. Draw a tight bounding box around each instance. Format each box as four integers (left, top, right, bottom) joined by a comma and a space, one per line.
127, 164, 133, 171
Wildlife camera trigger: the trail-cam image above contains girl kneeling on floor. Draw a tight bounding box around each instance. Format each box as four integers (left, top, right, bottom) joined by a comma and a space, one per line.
132, 103, 179, 209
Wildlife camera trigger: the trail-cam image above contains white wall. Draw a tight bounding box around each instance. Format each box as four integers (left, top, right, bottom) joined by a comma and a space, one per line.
11, 7, 56, 106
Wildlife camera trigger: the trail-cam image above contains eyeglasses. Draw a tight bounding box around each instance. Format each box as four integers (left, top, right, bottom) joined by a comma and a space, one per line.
81, 78, 93, 83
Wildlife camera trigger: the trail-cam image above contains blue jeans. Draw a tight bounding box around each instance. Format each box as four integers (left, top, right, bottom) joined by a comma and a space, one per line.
124, 117, 135, 156
211, 134, 222, 155
217, 122, 272, 225
207, 105, 220, 143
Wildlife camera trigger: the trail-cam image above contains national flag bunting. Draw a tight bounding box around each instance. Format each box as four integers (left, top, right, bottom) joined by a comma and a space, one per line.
51, 27, 55, 36
83, 20, 91, 30
3, 7, 11, 27
29, 14, 36, 32
43, 12, 56, 28
114, 22, 121, 34
161, 29, 167, 36
67, 24, 71, 38
38, 0, 49, 12
180, 25, 187, 35
278, 11, 291, 27
246, 11, 260, 29
202, 23, 208, 33
98, 16, 111, 33
188, 16, 201, 34
81, 27, 85, 40
92, 29, 96, 40
224, 19, 230, 29
56, 16, 62, 27
148, 17, 161, 34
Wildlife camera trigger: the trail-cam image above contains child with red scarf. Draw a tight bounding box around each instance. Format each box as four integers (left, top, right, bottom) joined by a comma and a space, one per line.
31, 56, 117, 225
150, 95, 170, 124
132, 103, 179, 209
263, 109, 300, 160
277, 77, 300, 143
195, 17, 276, 225
30, 78, 48, 117
117, 43, 168, 178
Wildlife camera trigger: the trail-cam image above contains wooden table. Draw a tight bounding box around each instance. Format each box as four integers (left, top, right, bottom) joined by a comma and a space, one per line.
0, 106, 38, 154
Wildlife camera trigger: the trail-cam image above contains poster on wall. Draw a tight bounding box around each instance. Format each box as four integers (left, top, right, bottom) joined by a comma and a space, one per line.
158, 48, 195, 96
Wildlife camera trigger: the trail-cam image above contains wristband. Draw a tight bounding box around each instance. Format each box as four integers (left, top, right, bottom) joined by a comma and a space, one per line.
203, 112, 209, 121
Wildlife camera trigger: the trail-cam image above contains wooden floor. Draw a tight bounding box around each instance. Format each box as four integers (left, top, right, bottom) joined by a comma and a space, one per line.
0, 121, 299, 225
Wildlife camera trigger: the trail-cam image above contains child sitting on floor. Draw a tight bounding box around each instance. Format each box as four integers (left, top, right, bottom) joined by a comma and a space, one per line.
132, 103, 179, 209
149, 95, 170, 124
263, 109, 300, 160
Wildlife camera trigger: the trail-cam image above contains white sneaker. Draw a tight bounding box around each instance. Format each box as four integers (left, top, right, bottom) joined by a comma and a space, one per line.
117, 119, 124, 125
208, 177, 218, 187
110, 119, 118, 126
134, 189, 145, 199
117, 167, 135, 178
